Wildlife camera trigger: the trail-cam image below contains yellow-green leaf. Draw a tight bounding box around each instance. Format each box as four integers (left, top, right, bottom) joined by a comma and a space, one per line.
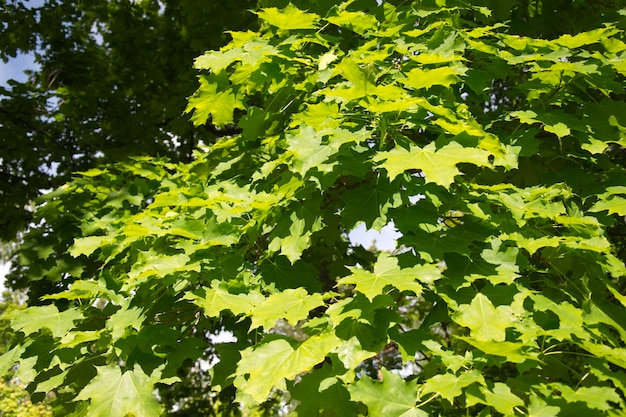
257, 4, 318, 30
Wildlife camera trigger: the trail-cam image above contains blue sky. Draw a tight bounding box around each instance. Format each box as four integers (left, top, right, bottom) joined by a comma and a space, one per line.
0, 0, 42, 87
0, 53, 38, 87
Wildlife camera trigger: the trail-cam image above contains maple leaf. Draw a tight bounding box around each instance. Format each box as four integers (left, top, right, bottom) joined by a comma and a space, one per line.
419, 370, 484, 403
590, 186, 626, 216
106, 303, 145, 341
452, 293, 516, 342
235, 333, 341, 405
338, 253, 440, 300
483, 383, 524, 415
340, 177, 402, 230
528, 396, 561, 417
0, 345, 26, 376
75, 365, 162, 417
374, 142, 491, 187
185, 76, 244, 126
128, 252, 192, 282
249, 288, 325, 330
349, 368, 426, 417
10, 305, 83, 338
257, 3, 318, 30
268, 197, 323, 263
286, 125, 340, 176
290, 363, 359, 416
185, 281, 264, 317
325, 7, 379, 35
194, 48, 245, 73
400, 66, 465, 90
69, 235, 113, 257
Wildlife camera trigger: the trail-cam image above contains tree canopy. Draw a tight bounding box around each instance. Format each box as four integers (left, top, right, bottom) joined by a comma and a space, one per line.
2, 0, 626, 416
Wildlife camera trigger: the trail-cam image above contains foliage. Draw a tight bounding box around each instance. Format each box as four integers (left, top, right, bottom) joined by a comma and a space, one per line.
0, 292, 52, 416
0, 0, 257, 242
0, 380, 52, 417
3, 0, 626, 416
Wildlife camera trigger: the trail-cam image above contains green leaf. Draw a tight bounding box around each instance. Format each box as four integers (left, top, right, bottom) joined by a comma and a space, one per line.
483, 383, 524, 415
529, 293, 587, 340
74, 365, 162, 417
338, 253, 440, 301
452, 293, 515, 342
593, 196, 626, 216
336, 57, 375, 89
340, 177, 402, 230
235, 332, 341, 405
457, 338, 535, 363
349, 368, 426, 417
250, 288, 324, 330
400, 66, 464, 90
257, 4, 318, 30
325, 7, 379, 35
185, 76, 244, 126
239, 106, 266, 141
290, 363, 358, 416
480, 239, 520, 284
0, 345, 26, 376
286, 125, 340, 176
194, 47, 245, 72
528, 395, 561, 417
128, 252, 193, 282
420, 370, 484, 403
318, 50, 338, 71
590, 186, 626, 216
10, 305, 83, 338
106, 304, 145, 341
510, 110, 571, 139
554, 26, 619, 48
185, 282, 264, 318
69, 235, 112, 257
268, 198, 323, 263
374, 142, 491, 187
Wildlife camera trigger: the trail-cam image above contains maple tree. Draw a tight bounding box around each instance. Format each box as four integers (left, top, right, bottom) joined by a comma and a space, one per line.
2, 0, 626, 416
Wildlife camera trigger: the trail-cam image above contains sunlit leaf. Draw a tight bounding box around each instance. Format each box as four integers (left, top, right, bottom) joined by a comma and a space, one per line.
257, 4, 318, 30
186, 76, 244, 126
338, 253, 440, 300
420, 370, 484, 402
349, 368, 426, 417
374, 142, 491, 187
452, 293, 515, 342
235, 332, 341, 405
250, 288, 324, 330
75, 365, 162, 417
10, 305, 83, 338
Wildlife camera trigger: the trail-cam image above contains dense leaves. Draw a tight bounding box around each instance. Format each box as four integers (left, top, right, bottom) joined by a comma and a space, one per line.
0, 292, 52, 416
0, 380, 51, 417
3, 0, 626, 415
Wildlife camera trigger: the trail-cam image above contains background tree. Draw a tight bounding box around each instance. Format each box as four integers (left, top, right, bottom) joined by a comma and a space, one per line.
2, 0, 626, 416
0, 0, 257, 242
